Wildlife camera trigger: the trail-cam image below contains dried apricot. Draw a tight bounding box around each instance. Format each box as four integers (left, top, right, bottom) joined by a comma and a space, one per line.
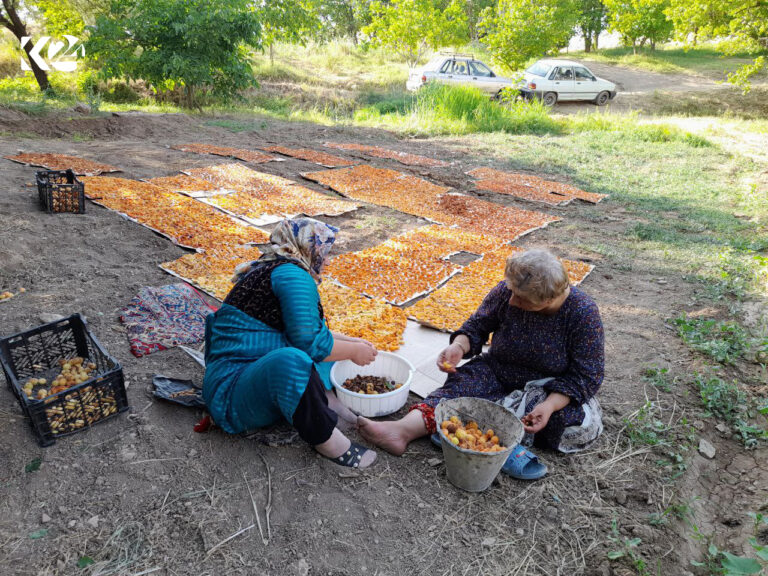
437, 416, 507, 453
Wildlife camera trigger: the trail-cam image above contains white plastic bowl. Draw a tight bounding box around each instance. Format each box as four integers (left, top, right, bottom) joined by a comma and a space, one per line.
330, 352, 415, 417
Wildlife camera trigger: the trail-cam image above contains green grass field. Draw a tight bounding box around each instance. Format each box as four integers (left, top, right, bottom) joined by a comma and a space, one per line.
455, 124, 766, 285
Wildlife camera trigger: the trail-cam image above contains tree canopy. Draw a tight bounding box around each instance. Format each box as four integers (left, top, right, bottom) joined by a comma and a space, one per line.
478, 0, 579, 71
576, 0, 608, 52
604, 0, 673, 51
257, 0, 318, 64
666, 0, 768, 89
363, 0, 468, 66
86, 0, 262, 107
313, 0, 372, 44
7, 0, 768, 98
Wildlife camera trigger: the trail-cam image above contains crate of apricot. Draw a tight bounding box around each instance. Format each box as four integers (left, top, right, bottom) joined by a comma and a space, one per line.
0, 314, 128, 446
36, 169, 85, 214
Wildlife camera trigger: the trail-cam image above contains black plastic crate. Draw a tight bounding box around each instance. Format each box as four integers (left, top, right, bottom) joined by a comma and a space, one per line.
36, 169, 85, 214
0, 314, 128, 446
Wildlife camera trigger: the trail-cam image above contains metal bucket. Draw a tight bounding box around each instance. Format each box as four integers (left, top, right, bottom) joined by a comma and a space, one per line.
435, 397, 524, 492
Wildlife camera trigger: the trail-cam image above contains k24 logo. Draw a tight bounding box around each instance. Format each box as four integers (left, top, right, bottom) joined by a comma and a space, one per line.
21, 35, 85, 72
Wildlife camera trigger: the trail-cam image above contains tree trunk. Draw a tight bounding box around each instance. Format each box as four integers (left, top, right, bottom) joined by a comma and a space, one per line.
21, 36, 51, 91
594, 31, 599, 51
1, 1, 50, 91
584, 33, 592, 53
345, 4, 358, 46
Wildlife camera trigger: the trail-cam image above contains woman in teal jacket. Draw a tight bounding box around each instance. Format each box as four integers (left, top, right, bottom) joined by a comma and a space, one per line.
203, 217, 378, 468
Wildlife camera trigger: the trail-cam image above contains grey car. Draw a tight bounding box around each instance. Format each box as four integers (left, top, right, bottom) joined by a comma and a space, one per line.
406, 53, 516, 97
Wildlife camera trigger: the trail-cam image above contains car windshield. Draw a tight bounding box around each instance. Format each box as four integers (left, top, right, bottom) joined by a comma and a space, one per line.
526, 62, 552, 77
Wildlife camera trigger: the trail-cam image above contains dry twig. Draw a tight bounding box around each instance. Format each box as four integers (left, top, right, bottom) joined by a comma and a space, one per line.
204, 523, 254, 560
242, 470, 267, 546
260, 453, 273, 542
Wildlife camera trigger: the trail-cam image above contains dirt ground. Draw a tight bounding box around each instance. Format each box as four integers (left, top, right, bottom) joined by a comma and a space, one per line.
0, 110, 766, 576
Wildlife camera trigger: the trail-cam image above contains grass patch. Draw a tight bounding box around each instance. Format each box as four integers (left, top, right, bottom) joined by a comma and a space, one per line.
648, 501, 693, 526
695, 249, 768, 304
253, 41, 409, 92
623, 400, 673, 447
674, 311, 768, 366
0, 130, 37, 138
252, 62, 312, 84
568, 113, 711, 146
642, 366, 676, 392
355, 83, 561, 136
622, 394, 695, 480
607, 519, 652, 576
461, 120, 764, 289
355, 83, 714, 142
694, 373, 768, 448
674, 315, 749, 365
571, 43, 768, 79
644, 87, 768, 120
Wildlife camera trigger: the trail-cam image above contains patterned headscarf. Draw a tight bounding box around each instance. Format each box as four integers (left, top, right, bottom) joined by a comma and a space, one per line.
232, 217, 339, 283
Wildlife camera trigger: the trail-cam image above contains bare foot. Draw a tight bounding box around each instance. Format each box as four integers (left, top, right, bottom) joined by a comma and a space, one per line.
357, 417, 410, 456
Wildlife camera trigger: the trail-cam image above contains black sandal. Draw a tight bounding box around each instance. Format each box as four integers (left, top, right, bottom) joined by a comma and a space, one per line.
331, 441, 372, 468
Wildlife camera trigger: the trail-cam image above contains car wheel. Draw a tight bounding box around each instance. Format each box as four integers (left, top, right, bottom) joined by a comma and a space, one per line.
595, 91, 610, 106
542, 92, 557, 107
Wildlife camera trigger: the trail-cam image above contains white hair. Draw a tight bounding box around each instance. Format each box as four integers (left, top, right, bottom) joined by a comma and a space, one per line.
505, 249, 569, 304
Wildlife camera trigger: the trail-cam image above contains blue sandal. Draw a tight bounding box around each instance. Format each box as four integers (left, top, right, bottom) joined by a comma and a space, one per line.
431, 434, 547, 480
501, 444, 548, 480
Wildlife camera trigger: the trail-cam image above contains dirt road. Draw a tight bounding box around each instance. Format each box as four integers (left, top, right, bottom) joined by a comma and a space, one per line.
549, 59, 740, 114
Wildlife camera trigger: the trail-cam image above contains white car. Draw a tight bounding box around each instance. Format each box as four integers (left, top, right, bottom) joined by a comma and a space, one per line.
406, 53, 516, 97
518, 59, 617, 106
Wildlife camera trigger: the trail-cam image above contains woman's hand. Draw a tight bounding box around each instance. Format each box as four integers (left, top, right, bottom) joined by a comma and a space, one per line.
521, 392, 570, 434
521, 404, 554, 433
356, 338, 376, 349
351, 342, 377, 366
331, 332, 376, 350
332, 332, 371, 346
437, 343, 464, 373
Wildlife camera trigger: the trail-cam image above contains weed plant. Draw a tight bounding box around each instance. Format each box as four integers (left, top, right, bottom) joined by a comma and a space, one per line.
674, 315, 749, 364
694, 373, 768, 448
642, 366, 676, 392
